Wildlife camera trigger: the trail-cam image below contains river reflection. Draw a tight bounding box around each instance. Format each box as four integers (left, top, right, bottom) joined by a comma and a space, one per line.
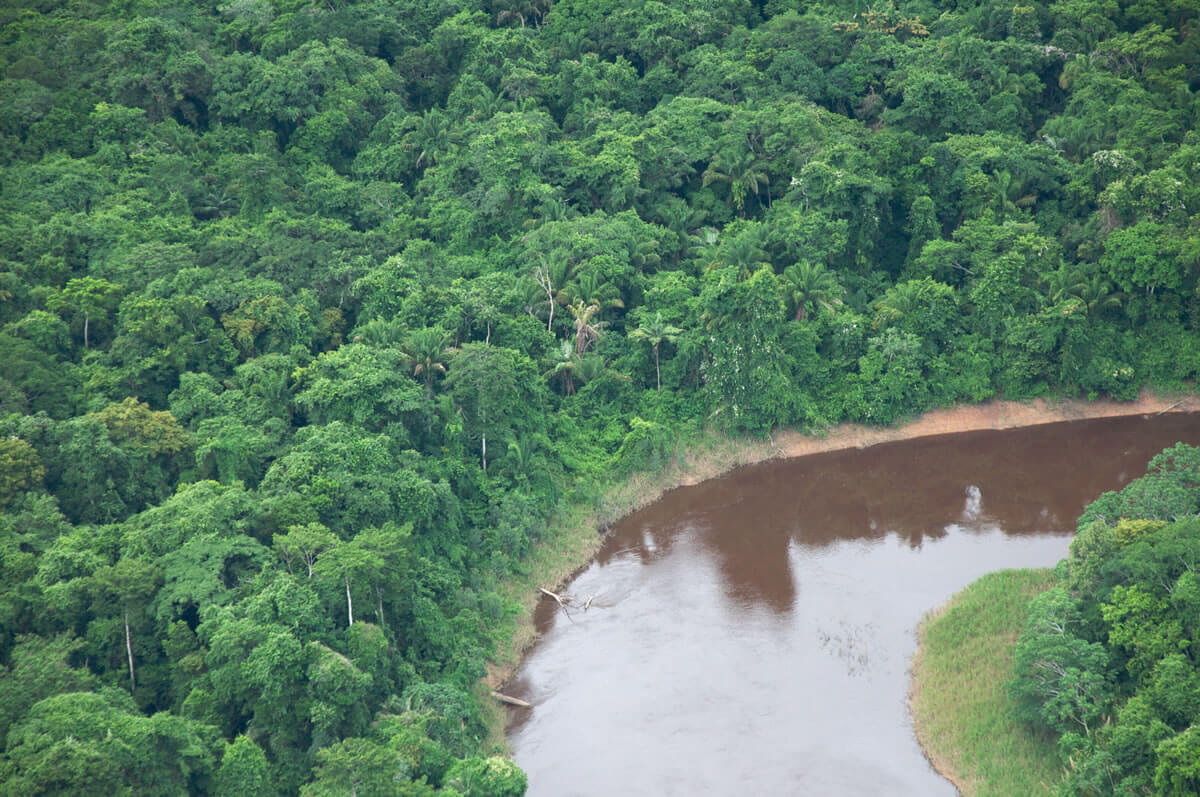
506, 414, 1200, 796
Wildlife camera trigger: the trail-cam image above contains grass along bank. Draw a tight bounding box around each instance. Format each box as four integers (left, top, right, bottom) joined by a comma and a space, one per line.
910, 569, 1064, 795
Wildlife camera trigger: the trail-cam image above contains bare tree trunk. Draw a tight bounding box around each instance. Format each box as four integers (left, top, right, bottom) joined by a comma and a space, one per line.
376, 586, 386, 632
482, 432, 488, 474
83, 311, 90, 350
125, 609, 136, 693
345, 577, 354, 626
654, 344, 661, 391
534, 267, 555, 332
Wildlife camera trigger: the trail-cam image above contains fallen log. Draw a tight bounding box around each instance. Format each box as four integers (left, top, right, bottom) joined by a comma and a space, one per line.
491, 691, 532, 708
539, 587, 568, 608
1155, 399, 1186, 415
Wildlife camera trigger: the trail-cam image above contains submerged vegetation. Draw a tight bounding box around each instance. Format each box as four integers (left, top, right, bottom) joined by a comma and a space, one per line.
914, 444, 1200, 795
1, 0, 1198, 792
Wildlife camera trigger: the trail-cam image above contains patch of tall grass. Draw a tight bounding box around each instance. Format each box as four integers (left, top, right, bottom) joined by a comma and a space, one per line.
910, 569, 1064, 795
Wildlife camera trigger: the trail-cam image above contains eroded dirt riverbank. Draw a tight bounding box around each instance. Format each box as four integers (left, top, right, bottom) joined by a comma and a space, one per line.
747, 392, 1198, 478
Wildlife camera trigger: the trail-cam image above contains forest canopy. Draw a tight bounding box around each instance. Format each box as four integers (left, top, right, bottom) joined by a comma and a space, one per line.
1, 0, 1198, 792
1011, 443, 1200, 795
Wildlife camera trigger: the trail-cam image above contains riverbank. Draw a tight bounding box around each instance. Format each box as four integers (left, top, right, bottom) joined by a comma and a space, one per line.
485, 390, 1199, 740
909, 570, 1063, 795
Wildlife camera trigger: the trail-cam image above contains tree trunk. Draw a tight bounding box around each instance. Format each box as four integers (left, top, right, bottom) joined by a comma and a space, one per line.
345, 576, 354, 626
125, 609, 136, 693
481, 431, 488, 474
83, 311, 90, 350
653, 344, 661, 391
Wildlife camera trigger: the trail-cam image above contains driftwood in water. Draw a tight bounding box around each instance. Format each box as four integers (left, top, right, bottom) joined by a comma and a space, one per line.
539, 586, 578, 623
584, 595, 594, 611
539, 587, 569, 608
492, 691, 532, 708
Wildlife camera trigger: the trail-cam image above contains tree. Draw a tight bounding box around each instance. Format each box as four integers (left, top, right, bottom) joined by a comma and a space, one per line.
1155, 726, 1200, 796
1010, 587, 1113, 737
45, 276, 122, 350
567, 298, 604, 355
293, 344, 425, 431
702, 145, 770, 216
215, 735, 272, 796
154, 534, 269, 627
0, 634, 100, 743
0, 437, 45, 507
312, 538, 381, 628
543, 339, 582, 396
401, 327, 455, 399
447, 343, 544, 474
303, 737, 415, 797
273, 523, 338, 580
628, 312, 682, 391
530, 250, 580, 333
89, 557, 162, 694
443, 756, 527, 797
1, 691, 218, 795
781, 261, 843, 321
698, 266, 807, 431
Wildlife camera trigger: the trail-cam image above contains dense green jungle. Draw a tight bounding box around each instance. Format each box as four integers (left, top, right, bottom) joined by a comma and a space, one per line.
0, 0, 1198, 793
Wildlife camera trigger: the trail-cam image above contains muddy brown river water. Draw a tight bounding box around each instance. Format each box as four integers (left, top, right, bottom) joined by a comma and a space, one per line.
505, 414, 1200, 796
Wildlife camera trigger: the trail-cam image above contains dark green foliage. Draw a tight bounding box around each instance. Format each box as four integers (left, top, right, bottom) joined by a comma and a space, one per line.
2, 0, 1199, 792
443, 756, 527, 797
1010, 446, 1200, 793
0, 690, 219, 797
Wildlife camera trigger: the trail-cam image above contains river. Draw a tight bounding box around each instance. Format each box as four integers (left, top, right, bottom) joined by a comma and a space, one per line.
504, 413, 1200, 795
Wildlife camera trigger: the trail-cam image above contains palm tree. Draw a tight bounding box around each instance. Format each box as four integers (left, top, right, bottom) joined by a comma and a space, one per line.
350, 317, 405, 346
413, 109, 449, 170
567, 299, 605, 355
1073, 273, 1123, 320
571, 270, 625, 314
991, 170, 1036, 221
543, 339, 582, 395
702, 147, 770, 216
500, 431, 555, 496
653, 198, 704, 267
576, 353, 629, 388
1040, 265, 1087, 305
715, 226, 771, 278
464, 84, 506, 123
628, 312, 683, 391
691, 226, 723, 271
781, 261, 843, 321
495, 0, 552, 27
401, 327, 454, 398
872, 279, 925, 328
